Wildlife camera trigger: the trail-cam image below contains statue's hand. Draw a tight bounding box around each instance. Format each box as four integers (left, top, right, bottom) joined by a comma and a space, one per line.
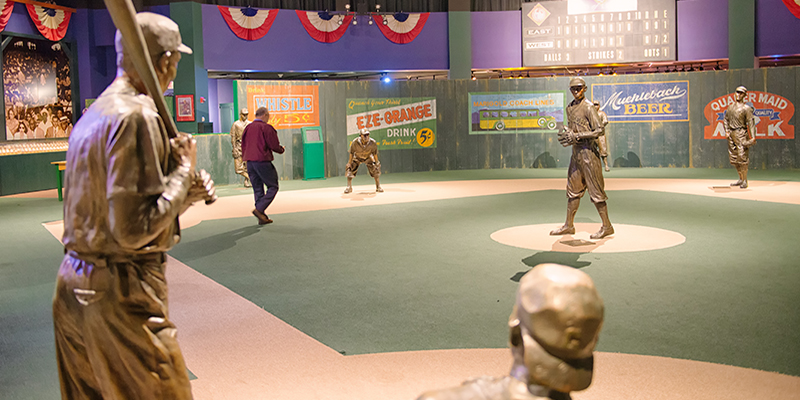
557, 128, 576, 147
187, 169, 217, 205
171, 133, 197, 172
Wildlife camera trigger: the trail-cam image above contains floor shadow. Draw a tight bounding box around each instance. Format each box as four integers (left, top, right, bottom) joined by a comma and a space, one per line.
510, 251, 591, 282
532, 151, 557, 168
342, 192, 377, 201
170, 224, 263, 262
613, 151, 642, 167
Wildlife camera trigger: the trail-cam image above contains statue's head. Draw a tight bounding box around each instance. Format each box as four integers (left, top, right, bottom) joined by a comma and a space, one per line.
240, 108, 249, 120
509, 263, 604, 393
115, 12, 193, 92
359, 128, 370, 139
735, 86, 747, 102
569, 77, 587, 100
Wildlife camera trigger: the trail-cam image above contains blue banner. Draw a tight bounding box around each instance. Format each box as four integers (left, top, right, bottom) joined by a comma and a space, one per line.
469, 91, 565, 134
591, 81, 689, 122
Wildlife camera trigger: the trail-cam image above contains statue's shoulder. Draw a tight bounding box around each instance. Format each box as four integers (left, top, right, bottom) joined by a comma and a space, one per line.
93, 80, 158, 125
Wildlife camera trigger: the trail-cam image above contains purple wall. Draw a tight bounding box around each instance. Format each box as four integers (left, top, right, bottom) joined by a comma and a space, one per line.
6, 4, 40, 36
677, 0, 728, 61
471, 11, 521, 69
203, 6, 449, 72
756, 0, 800, 57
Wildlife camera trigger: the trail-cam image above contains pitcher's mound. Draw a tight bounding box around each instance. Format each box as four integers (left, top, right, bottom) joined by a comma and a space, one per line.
491, 223, 686, 253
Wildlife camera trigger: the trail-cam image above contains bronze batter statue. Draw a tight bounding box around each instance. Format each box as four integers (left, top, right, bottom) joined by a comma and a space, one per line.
551, 78, 614, 239
416, 263, 604, 400
231, 107, 252, 187
725, 86, 756, 189
344, 128, 383, 194
53, 12, 214, 400
593, 101, 610, 172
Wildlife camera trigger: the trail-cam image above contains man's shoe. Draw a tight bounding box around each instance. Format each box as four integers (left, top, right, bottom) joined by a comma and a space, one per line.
730, 180, 743, 187
550, 225, 576, 236
376, 187, 384, 193
740, 180, 748, 189
590, 225, 614, 239
344, 187, 353, 194
252, 209, 273, 225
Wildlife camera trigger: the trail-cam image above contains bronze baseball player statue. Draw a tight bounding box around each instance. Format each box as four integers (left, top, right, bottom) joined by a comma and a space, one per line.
344, 128, 383, 194
725, 86, 757, 189
593, 101, 610, 172
417, 263, 604, 400
231, 107, 252, 187
53, 11, 214, 399
551, 77, 614, 239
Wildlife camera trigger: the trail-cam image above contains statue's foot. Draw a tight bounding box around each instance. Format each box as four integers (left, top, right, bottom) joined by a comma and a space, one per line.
605, 166, 610, 172
590, 225, 614, 239
740, 180, 748, 189
730, 180, 743, 187
550, 225, 576, 236
244, 181, 252, 188
376, 187, 384, 193
344, 187, 353, 194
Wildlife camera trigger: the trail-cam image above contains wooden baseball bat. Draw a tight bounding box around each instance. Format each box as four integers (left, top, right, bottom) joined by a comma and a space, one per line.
103, 0, 178, 139
104, 0, 217, 204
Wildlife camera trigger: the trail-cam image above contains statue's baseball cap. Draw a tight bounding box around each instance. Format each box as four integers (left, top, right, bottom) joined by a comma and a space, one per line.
569, 77, 586, 87
115, 12, 193, 57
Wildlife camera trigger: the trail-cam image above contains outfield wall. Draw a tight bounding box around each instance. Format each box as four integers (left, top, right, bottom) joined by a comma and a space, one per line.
223, 66, 798, 182
1, 66, 796, 195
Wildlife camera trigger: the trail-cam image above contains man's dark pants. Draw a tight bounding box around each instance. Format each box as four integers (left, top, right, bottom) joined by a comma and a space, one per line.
247, 160, 279, 215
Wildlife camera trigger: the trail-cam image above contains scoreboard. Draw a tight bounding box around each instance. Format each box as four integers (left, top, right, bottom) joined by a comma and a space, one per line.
522, 0, 677, 67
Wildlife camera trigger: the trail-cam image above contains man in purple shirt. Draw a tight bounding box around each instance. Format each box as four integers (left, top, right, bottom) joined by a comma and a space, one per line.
242, 107, 285, 224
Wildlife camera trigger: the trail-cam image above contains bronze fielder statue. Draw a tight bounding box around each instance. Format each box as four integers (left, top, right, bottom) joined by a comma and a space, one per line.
593, 101, 610, 172
416, 263, 604, 400
231, 107, 252, 187
725, 86, 757, 189
344, 128, 383, 194
551, 77, 614, 239
53, 12, 214, 399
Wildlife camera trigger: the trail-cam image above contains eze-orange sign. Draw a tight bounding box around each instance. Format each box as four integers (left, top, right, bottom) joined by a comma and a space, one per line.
704, 91, 794, 139
246, 85, 319, 130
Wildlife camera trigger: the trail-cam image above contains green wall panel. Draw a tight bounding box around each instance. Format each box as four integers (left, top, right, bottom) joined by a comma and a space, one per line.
0, 152, 66, 196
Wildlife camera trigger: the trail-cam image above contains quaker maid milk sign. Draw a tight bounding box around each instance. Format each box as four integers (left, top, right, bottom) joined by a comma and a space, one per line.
704, 91, 795, 140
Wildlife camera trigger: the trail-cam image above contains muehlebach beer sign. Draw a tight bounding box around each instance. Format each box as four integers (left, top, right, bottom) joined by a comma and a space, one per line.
591, 81, 689, 122
704, 91, 795, 140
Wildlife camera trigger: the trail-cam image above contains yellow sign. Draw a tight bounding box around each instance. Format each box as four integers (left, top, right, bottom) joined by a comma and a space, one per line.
416, 128, 435, 147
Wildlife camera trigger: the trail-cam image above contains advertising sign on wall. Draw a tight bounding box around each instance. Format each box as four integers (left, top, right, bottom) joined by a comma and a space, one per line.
591, 81, 689, 122
345, 97, 437, 149
243, 84, 319, 130
468, 91, 564, 134
703, 91, 795, 140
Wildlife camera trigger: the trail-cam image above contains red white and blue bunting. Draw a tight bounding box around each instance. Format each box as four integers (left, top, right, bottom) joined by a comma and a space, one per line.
783, 0, 800, 19
295, 10, 352, 43
374, 13, 429, 44
218, 6, 278, 41
0, 0, 13, 32
26, 3, 72, 41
